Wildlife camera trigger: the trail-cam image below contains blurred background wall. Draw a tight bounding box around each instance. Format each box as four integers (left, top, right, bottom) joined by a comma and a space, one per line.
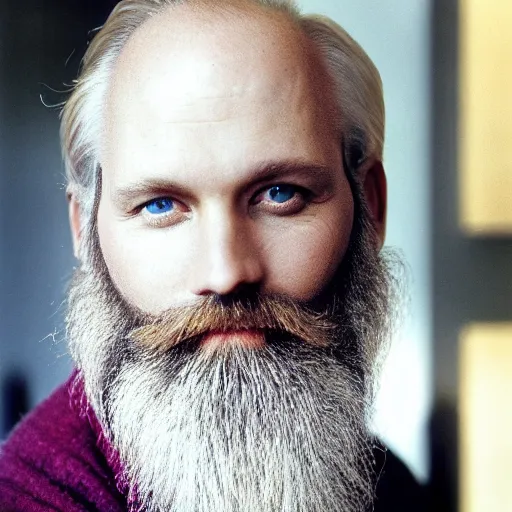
0, 0, 116, 434
300, 0, 433, 486
432, 2, 512, 510
1, 1, 511, 511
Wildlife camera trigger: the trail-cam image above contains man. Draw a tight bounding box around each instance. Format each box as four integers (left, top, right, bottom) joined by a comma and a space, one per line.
0, 0, 425, 510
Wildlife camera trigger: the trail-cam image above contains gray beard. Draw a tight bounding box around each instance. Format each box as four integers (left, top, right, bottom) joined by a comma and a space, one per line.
66, 196, 403, 512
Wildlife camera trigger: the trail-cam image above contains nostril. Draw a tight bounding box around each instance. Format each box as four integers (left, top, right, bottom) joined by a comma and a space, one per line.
211, 283, 263, 308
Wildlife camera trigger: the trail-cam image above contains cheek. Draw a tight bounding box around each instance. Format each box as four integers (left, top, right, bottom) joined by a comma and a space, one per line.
263, 202, 354, 301
97, 204, 194, 313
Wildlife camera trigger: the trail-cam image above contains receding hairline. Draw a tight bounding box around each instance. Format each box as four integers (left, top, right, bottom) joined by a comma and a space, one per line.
107, 0, 342, 141
164, 0, 300, 20
115, 0, 324, 79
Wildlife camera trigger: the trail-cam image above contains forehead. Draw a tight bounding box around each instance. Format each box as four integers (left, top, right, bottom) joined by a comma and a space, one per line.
112, 4, 320, 93
102, 2, 340, 187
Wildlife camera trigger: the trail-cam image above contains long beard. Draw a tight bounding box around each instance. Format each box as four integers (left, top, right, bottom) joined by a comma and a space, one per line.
66, 196, 403, 512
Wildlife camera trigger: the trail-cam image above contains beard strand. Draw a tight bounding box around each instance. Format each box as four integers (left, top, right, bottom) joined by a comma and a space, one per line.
109, 343, 376, 512
66, 193, 405, 512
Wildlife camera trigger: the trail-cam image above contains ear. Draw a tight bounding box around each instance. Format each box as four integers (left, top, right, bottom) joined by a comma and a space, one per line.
360, 160, 387, 250
67, 188, 82, 260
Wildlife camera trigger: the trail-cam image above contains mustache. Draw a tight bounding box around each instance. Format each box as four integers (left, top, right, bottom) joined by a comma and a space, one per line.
130, 293, 339, 353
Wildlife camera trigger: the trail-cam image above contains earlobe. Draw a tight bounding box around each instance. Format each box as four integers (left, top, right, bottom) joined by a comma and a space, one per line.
361, 160, 387, 250
68, 189, 82, 260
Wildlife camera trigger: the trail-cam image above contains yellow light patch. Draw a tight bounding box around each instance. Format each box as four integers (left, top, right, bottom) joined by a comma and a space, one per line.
459, 1, 512, 234
460, 323, 512, 512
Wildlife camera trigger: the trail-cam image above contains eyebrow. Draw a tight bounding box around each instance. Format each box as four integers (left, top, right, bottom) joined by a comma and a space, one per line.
246, 160, 336, 184
110, 160, 337, 209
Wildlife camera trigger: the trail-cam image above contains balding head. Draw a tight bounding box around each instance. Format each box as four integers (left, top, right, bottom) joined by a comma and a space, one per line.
103, 0, 339, 177
108, 0, 336, 122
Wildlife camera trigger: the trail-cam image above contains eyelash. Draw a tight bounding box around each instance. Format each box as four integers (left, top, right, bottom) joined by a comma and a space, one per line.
137, 198, 183, 228
137, 183, 313, 228
251, 183, 311, 214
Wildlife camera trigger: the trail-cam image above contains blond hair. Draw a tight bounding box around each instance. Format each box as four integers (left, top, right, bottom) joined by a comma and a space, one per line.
61, 0, 384, 261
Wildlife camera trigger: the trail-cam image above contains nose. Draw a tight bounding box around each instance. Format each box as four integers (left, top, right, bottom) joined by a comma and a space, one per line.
191, 207, 265, 297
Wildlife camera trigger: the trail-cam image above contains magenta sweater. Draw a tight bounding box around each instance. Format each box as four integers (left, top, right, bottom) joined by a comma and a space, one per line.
0, 375, 135, 511
0, 374, 426, 511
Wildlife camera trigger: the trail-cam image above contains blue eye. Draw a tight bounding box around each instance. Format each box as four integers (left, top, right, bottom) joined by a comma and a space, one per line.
144, 198, 175, 214
267, 185, 296, 204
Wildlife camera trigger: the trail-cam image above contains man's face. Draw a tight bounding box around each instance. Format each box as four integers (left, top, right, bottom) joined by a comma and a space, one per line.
96, 5, 354, 319
67, 4, 397, 511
